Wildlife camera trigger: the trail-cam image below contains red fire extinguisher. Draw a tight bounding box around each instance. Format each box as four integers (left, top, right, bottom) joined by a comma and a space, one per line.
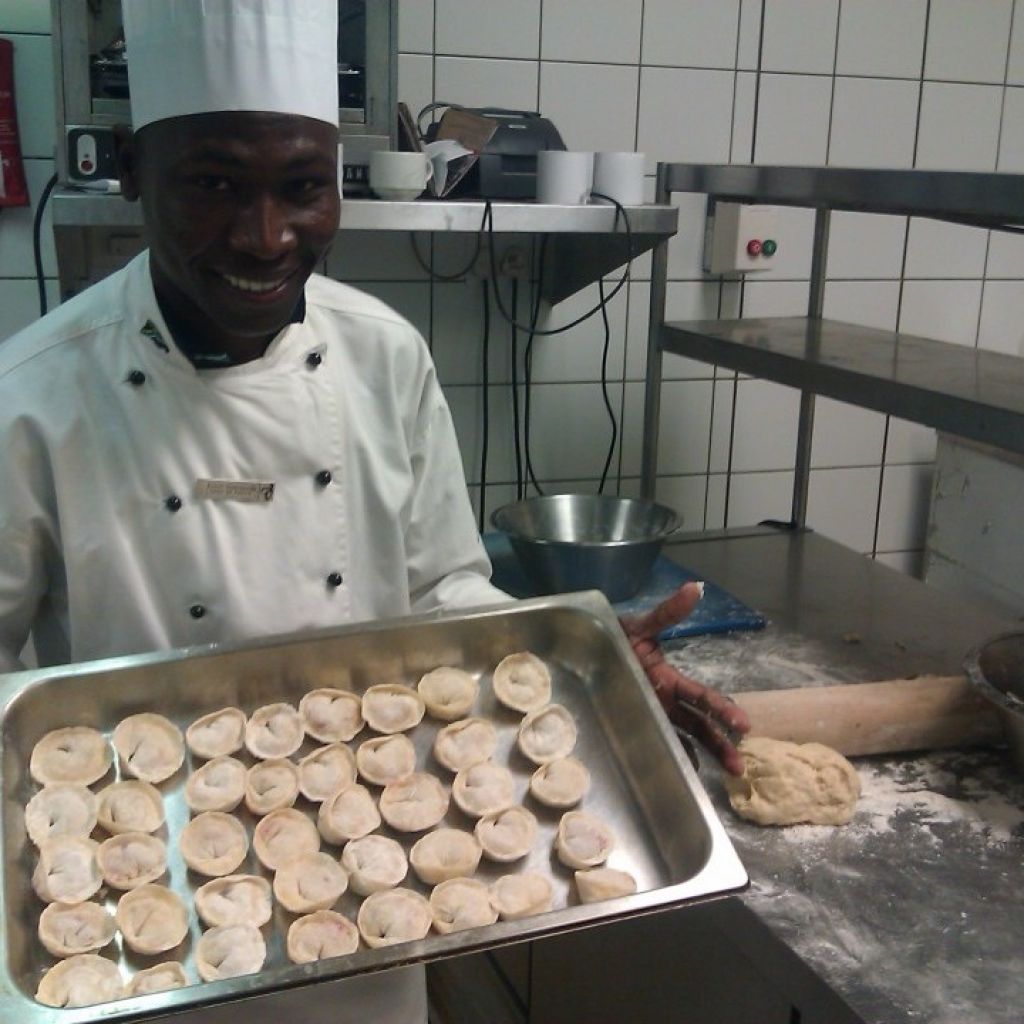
0, 37, 30, 209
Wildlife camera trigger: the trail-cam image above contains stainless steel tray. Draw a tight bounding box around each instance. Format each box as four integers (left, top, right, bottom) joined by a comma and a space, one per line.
0, 592, 747, 1022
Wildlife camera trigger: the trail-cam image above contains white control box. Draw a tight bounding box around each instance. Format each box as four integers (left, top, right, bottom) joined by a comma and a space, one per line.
703, 202, 780, 274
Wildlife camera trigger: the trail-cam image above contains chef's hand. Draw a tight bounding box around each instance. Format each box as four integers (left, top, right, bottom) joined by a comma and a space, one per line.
620, 582, 749, 776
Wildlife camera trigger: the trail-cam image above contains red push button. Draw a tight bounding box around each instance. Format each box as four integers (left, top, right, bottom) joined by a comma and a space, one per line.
746, 239, 762, 257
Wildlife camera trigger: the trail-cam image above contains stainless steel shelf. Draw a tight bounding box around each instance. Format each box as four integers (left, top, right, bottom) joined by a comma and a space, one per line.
661, 316, 1024, 455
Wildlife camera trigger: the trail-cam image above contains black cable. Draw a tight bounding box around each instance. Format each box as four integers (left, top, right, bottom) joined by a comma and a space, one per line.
33, 172, 59, 317
408, 230, 482, 281
596, 276, 618, 494
508, 278, 524, 500
478, 278, 490, 533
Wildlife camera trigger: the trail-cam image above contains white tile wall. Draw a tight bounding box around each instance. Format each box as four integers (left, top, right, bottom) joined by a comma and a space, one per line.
4, 0, 1023, 586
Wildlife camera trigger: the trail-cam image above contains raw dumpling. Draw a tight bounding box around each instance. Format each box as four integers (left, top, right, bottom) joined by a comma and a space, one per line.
299, 742, 358, 801
185, 707, 246, 759
379, 773, 449, 832
38, 901, 116, 958
195, 874, 273, 928
475, 806, 537, 862
430, 877, 498, 934
300, 688, 364, 743
356, 888, 432, 948
575, 867, 638, 903
245, 757, 300, 815
362, 684, 425, 735
529, 756, 591, 808
417, 667, 478, 721
489, 872, 553, 920
356, 734, 416, 786
452, 761, 515, 819
253, 807, 320, 869
35, 953, 124, 1008
245, 702, 304, 759
97, 831, 167, 889
341, 835, 408, 895
25, 784, 98, 846
492, 652, 551, 713
115, 884, 189, 954
180, 811, 249, 877
517, 704, 577, 765
555, 811, 614, 869
96, 780, 166, 834
126, 962, 189, 996
32, 836, 102, 904
195, 924, 266, 982
287, 910, 360, 964
112, 713, 185, 784
433, 718, 498, 773
273, 851, 349, 913
184, 756, 246, 814
317, 783, 381, 844
409, 828, 481, 885
30, 727, 112, 787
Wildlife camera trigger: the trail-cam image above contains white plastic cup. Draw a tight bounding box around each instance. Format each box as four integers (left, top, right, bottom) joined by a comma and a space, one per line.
536, 150, 594, 205
592, 151, 646, 207
369, 150, 433, 201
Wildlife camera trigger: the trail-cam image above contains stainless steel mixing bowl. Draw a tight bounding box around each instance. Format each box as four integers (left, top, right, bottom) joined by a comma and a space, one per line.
964, 631, 1024, 772
491, 493, 680, 602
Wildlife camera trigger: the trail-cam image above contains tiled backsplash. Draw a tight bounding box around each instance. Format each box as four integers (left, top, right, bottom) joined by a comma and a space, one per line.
3, 0, 1024, 580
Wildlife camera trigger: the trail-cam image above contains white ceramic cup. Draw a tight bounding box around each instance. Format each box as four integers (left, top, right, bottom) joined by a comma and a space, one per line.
369, 150, 433, 201
592, 151, 646, 207
336, 142, 345, 197
536, 150, 594, 205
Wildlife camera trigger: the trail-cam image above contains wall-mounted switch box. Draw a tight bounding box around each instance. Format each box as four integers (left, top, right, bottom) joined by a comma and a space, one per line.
703, 201, 780, 274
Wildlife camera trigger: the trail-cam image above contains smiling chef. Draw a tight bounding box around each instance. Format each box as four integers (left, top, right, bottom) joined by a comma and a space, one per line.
0, 0, 746, 1019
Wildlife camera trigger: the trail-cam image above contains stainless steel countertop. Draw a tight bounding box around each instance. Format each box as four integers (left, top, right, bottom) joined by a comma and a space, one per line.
661, 528, 1024, 1024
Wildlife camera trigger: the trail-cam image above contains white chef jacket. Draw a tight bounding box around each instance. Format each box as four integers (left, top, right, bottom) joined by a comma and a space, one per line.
0, 250, 510, 1022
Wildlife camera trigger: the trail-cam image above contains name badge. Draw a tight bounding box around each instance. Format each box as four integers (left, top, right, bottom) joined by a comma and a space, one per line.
195, 479, 275, 503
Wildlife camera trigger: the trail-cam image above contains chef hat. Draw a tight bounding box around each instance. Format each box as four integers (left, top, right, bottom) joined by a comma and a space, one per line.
123, 0, 339, 131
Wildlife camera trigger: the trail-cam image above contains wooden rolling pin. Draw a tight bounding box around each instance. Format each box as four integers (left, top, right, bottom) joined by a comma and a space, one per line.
731, 675, 1003, 757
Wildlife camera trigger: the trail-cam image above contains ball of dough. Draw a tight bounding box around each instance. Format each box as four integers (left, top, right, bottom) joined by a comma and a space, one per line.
724, 737, 861, 826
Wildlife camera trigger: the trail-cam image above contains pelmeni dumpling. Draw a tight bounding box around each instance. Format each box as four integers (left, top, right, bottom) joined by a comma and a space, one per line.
299, 742, 358, 801
30, 727, 112, 787
245, 703, 304, 759
475, 806, 537, 862
35, 953, 124, 1008
517, 704, 577, 765
379, 772, 449, 832
195, 874, 273, 928
184, 756, 246, 814
112, 713, 185, 784
300, 688, 364, 743
115, 884, 189, 955
341, 835, 408, 895
185, 707, 246, 759
126, 962, 189, 996
287, 910, 360, 964
529, 756, 591, 808
409, 828, 481, 885
253, 807, 320, 869
180, 811, 249, 877
97, 831, 167, 890
433, 718, 498, 773
245, 757, 300, 815
96, 780, 166, 834
575, 867, 638, 904
417, 667, 478, 721
356, 734, 416, 786
489, 872, 553, 920
32, 836, 102, 904
492, 652, 551, 713
452, 760, 515, 819
38, 901, 116, 958
317, 783, 381, 844
430, 877, 498, 934
356, 888, 432, 948
25, 784, 99, 846
362, 684, 425, 735
273, 851, 349, 914
555, 811, 614, 869
195, 924, 267, 982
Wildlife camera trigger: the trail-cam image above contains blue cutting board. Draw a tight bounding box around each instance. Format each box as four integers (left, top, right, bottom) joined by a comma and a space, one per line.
483, 532, 765, 641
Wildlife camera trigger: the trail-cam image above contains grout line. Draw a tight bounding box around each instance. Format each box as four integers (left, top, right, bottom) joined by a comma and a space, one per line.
824, 0, 842, 165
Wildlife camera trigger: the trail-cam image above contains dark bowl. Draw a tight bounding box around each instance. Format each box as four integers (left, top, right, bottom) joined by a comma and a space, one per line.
964, 631, 1024, 772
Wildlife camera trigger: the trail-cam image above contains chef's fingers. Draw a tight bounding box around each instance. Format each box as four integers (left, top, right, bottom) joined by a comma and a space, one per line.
620, 582, 704, 642
670, 702, 747, 777
654, 662, 750, 738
